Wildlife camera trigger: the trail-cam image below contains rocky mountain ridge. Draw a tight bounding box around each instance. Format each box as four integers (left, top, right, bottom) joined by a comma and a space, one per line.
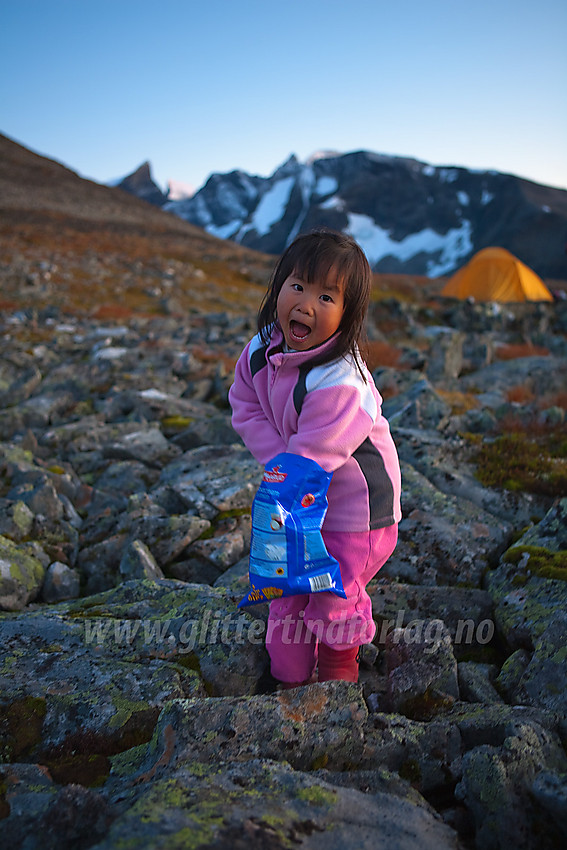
118, 150, 567, 281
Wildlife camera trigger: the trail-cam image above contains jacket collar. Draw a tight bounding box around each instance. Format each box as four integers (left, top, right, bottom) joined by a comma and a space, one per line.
266, 323, 341, 366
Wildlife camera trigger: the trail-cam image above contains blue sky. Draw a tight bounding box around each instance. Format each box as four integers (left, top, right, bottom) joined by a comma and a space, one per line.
2, 0, 566, 193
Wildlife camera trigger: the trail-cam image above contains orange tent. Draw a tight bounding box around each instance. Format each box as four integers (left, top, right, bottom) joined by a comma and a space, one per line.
441, 247, 553, 303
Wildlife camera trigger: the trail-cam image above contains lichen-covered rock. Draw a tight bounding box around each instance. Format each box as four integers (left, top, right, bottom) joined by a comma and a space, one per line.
0, 535, 45, 610
385, 462, 511, 586
385, 620, 459, 718
455, 721, 567, 849
361, 711, 462, 795
63, 579, 268, 697
98, 758, 463, 850
494, 648, 531, 699
369, 580, 494, 658
119, 538, 164, 581
485, 501, 567, 653
531, 771, 567, 839
457, 662, 504, 705
512, 612, 567, 714
133, 682, 366, 778
124, 513, 211, 565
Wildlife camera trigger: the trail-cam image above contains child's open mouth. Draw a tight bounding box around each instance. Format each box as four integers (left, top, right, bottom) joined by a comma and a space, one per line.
290, 320, 311, 341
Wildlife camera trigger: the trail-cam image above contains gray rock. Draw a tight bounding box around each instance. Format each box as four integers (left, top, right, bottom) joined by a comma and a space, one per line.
361, 710, 462, 795
42, 560, 81, 602
103, 426, 181, 467
93, 460, 160, 498
97, 757, 463, 850
382, 376, 452, 430
78, 533, 129, 594
0, 498, 35, 540
486, 502, 567, 653
0, 535, 45, 610
423, 327, 464, 382
119, 539, 164, 581
531, 771, 567, 838
369, 580, 494, 658
159, 444, 263, 513
455, 721, 567, 849
7, 474, 64, 522
132, 681, 367, 776
495, 649, 531, 700
125, 514, 211, 565
513, 613, 567, 714
459, 354, 567, 402
385, 462, 510, 586
385, 620, 459, 718
457, 662, 504, 705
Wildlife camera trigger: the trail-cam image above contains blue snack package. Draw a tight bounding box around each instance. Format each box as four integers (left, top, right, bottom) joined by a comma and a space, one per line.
238, 452, 346, 607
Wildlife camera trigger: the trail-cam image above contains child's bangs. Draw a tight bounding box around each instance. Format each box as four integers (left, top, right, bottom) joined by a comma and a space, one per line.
292, 243, 352, 291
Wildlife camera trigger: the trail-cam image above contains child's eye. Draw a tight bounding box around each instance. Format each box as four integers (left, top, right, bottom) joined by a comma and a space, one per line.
292, 282, 303, 292
320, 293, 333, 303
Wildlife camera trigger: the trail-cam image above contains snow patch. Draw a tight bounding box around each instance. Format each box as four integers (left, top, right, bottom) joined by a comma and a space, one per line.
208, 220, 243, 240
314, 175, 338, 197
422, 165, 436, 177
438, 168, 458, 183
306, 150, 341, 164
167, 180, 195, 201
319, 195, 345, 211
345, 213, 473, 277
481, 189, 494, 205
457, 191, 470, 206
237, 176, 295, 239
286, 166, 316, 245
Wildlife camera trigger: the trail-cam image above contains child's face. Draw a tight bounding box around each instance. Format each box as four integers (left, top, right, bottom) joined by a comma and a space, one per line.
276, 272, 345, 351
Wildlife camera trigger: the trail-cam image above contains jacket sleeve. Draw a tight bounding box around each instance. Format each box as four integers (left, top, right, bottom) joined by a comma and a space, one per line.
229, 343, 287, 466
287, 378, 378, 473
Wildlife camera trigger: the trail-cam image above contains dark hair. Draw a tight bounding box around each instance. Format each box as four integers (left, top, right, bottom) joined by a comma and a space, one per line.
257, 229, 372, 376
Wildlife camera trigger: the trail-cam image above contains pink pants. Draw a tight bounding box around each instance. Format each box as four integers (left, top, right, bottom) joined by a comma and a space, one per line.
266, 523, 398, 683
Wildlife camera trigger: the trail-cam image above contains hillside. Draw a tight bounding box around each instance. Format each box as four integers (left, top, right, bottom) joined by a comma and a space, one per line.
0, 133, 275, 317
0, 134, 445, 317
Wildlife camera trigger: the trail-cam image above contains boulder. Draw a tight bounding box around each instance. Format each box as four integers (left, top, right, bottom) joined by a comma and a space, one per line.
385, 620, 459, 718
0, 534, 45, 610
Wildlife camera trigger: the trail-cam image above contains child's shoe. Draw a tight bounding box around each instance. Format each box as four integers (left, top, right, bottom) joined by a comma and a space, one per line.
317, 643, 360, 682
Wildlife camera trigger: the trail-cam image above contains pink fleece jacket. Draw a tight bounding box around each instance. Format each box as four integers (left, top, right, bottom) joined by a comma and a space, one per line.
229, 325, 402, 533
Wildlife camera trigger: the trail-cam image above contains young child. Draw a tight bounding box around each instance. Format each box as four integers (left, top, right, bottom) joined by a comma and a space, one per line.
229, 229, 401, 686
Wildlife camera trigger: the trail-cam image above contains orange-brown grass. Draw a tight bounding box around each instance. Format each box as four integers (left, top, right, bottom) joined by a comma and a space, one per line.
192, 345, 239, 373
365, 340, 403, 372
537, 391, 567, 411
495, 342, 550, 360
436, 389, 480, 415
506, 385, 536, 404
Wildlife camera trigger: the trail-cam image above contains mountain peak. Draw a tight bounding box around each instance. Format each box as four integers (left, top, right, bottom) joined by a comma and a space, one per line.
116, 161, 168, 206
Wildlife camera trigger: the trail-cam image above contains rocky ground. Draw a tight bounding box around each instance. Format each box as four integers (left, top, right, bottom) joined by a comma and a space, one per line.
0, 290, 566, 849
